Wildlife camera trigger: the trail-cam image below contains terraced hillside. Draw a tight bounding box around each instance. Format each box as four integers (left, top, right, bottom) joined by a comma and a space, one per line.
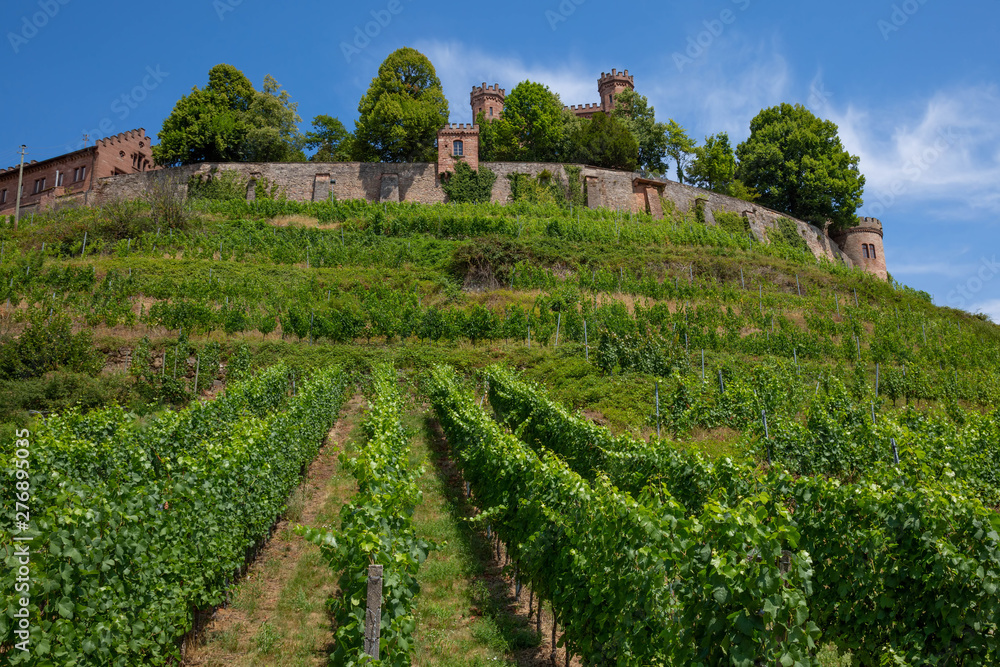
1, 193, 998, 666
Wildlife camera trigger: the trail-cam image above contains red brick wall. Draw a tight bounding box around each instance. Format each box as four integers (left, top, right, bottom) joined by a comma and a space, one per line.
0, 128, 155, 215
437, 124, 480, 175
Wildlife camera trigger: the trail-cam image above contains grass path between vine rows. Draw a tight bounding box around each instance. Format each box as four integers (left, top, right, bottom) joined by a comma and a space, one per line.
410, 404, 579, 667
184, 393, 367, 667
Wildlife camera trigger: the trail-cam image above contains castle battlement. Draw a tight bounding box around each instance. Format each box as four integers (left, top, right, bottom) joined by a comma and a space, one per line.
568, 103, 602, 112
95, 128, 147, 148
600, 68, 634, 85
440, 123, 478, 132
472, 83, 505, 95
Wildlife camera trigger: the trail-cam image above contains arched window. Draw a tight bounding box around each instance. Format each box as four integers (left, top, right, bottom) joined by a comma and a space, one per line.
862, 244, 870, 259
453, 140, 464, 157
870, 246, 877, 259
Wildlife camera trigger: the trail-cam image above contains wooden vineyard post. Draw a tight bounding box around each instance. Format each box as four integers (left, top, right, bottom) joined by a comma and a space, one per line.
364, 564, 383, 660
891, 438, 900, 466
762, 410, 771, 466
655, 381, 660, 439
701, 349, 705, 381
554, 313, 561, 348
584, 320, 589, 361
193, 356, 200, 397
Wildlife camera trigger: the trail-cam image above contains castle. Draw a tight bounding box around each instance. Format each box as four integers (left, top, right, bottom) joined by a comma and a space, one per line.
471, 68, 637, 121
2, 72, 888, 280
0, 129, 156, 217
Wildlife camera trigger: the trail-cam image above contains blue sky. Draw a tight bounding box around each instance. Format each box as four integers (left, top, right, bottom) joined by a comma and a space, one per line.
2, 0, 999, 318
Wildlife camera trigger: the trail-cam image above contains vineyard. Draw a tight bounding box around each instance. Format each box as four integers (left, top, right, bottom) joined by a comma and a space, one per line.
1, 193, 999, 666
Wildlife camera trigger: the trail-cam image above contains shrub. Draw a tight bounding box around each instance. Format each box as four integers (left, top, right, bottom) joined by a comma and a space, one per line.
713, 210, 749, 236
188, 168, 249, 201
441, 161, 497, 204
0, 310, 103, 381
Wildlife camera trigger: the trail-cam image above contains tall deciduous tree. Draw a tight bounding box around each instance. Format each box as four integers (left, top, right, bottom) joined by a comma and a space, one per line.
501, 81, 567, 162
477, 110, 519, 161
305, 115, 352, 162
688, 132, 737, 193
611, 89, 667, 174
154, 64, 305, 166
352, 47, 449, 162
736, 103, 865, 230
242, 75, 305, 162
568, 112, 638, 171
664, 119, 697, 184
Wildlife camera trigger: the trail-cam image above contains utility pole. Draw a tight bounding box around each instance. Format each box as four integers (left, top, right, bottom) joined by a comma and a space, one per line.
13, 145, 26, 231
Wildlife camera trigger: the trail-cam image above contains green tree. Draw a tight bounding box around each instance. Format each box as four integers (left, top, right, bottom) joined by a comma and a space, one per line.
736, 103, 865, 230
154, 64, 304, 166
611, 89, 667, 174
477, 110, 520, 161
305, 115, 352, 162
242, 75, 305, 162
569, 112, 638, 171
664, 119, 697, 183
688, 132, 737, 193
352, 47, 449, 162
501, 81, 566, 162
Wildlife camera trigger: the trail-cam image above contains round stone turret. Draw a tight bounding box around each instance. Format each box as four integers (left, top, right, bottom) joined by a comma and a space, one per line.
597, 68, 634, 113
470, 83, 505, 122
831, 216, 888, 281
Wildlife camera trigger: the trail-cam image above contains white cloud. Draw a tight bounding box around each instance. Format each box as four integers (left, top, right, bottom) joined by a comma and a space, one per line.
971, 298, 1000, 322
824, 85, 1000, 219
890, 261, 976, 279
413, 40, 596, 124
643, 32, 791, 141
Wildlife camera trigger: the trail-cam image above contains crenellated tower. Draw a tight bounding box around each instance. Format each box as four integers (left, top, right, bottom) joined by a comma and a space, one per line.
470, 83, 505, 122
597, 68, 634, 113
830, 217, 888, 281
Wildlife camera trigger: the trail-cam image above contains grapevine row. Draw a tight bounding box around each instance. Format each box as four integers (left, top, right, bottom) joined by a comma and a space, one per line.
298, 364, 434, 666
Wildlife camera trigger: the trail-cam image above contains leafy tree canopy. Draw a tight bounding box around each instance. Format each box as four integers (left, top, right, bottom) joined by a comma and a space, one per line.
305, 115, 352, 162
153, 64, 304, 166
501, 81, 567, 162
664, 119, 697, 184
352, 47, 449, 162
688, 132, 736, 194
568, 112, 638, 171
611, 90, 667, 174
477, 110, 520, 162
736, 103, 865, 230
